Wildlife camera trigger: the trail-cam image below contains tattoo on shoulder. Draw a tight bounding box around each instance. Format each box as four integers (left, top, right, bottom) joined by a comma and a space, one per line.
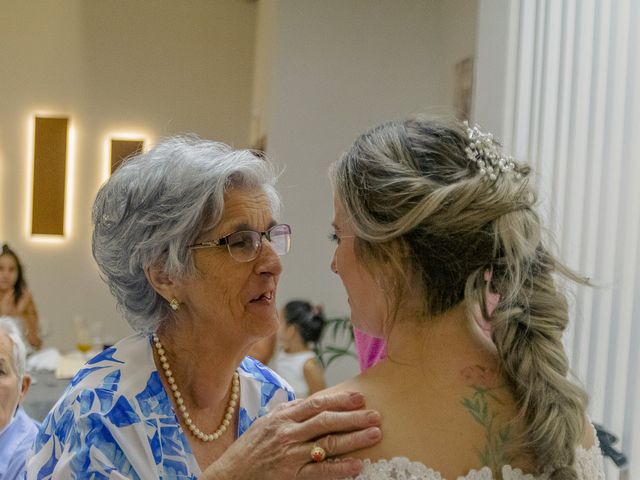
460, 365, 513, 472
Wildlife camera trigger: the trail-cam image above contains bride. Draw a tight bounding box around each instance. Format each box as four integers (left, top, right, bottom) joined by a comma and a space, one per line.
324, 116, 605, 479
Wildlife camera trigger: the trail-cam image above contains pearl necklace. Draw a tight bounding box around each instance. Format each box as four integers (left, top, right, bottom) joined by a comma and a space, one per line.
152, 334, 239, 442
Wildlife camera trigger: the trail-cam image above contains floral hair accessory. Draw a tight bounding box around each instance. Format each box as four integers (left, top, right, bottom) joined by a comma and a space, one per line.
463, 121, 523, 181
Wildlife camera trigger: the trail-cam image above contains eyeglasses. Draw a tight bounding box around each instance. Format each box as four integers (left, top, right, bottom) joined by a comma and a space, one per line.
188, 224, 292, 263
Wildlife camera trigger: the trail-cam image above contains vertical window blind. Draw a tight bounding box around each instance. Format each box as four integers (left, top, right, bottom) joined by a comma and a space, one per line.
477, 0, 638, 477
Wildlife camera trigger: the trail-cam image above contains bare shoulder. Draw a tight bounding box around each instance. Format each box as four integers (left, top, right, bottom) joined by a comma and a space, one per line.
303, 357, 327, 395
302, 356, 323, 373
580, 417, 598, 449
313, 375, 365, 396
309, 368, 377, 403
20, 287, 32, 300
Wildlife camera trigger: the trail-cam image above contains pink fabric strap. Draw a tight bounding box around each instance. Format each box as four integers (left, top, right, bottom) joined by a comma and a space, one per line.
353, 328, 387, 372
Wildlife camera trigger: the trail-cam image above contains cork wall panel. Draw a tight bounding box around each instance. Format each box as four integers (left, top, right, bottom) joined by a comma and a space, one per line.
32, 117, 68, 235
111, 139, 143, 173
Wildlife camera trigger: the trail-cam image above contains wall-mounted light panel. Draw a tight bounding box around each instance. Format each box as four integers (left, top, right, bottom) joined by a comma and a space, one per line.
31, 116, 69, 236
111, 139, 144, 173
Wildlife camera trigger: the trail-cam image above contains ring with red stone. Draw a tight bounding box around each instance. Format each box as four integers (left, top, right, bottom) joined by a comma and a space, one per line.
310, 445, 327, 462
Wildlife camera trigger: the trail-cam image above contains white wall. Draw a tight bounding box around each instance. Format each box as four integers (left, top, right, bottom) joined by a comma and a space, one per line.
435, 0, 479, 111
266, 0, 477, 384
472, 0, 512, 135
0, 0, 258, 349
249, 0, 277, 147
0, 0, 479, 380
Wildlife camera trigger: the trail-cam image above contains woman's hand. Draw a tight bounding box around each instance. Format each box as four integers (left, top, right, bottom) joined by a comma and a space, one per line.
202, 391, 382, 480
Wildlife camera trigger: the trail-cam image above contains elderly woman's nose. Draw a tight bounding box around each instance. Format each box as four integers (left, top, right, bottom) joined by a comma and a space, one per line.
256, 241, 283, 275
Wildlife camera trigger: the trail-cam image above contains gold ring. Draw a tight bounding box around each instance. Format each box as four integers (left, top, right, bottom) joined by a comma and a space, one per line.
310, 445, 327, 462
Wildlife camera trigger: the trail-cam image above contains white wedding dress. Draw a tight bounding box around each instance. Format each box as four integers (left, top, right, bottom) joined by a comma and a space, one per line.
348, 443, 605, 479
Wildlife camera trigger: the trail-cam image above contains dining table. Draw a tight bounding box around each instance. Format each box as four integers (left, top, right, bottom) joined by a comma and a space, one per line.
22, 370, 71, 422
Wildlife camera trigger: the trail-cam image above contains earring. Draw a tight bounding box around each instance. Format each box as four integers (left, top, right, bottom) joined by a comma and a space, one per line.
169, 298, 180, 311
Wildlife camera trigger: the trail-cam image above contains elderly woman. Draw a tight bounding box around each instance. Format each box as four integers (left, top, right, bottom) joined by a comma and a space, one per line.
28, 137, 381, 479
0, 317, 39, 479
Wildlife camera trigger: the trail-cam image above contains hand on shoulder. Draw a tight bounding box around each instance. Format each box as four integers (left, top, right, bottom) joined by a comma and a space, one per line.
201, 391, 382, 480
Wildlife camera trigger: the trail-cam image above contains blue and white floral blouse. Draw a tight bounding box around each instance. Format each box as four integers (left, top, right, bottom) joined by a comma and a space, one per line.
27, 334, 294, 479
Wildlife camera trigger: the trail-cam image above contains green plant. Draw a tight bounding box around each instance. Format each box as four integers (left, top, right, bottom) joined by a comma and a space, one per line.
316, 316, 356, 368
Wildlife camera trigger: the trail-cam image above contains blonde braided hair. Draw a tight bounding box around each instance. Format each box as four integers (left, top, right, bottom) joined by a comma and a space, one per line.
331, 115, 589, 478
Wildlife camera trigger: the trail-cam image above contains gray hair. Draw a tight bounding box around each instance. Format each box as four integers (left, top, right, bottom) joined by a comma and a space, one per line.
0, 317, 27, 381
92, 135, 280, 333
331, 116, 589, 479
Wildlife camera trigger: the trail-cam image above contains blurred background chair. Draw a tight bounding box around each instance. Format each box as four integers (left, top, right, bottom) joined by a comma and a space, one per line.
594, 424, 629, 479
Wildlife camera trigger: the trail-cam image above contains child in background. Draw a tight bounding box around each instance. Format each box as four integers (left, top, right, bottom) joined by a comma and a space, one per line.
271, 300, 326, 398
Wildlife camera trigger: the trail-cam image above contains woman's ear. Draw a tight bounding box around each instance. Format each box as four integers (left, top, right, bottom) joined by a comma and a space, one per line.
19, 374, 31, 403
144, 264, 176, 302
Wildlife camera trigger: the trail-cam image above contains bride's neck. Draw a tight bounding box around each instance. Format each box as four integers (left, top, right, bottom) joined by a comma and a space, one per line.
384, 302, 497, 378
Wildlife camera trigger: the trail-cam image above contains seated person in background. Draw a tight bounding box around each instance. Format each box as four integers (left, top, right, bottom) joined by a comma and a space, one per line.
271, 300, 326, 398
0, 244, 41, 350
0, 316, 39, 479
325, 116, 604, 479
